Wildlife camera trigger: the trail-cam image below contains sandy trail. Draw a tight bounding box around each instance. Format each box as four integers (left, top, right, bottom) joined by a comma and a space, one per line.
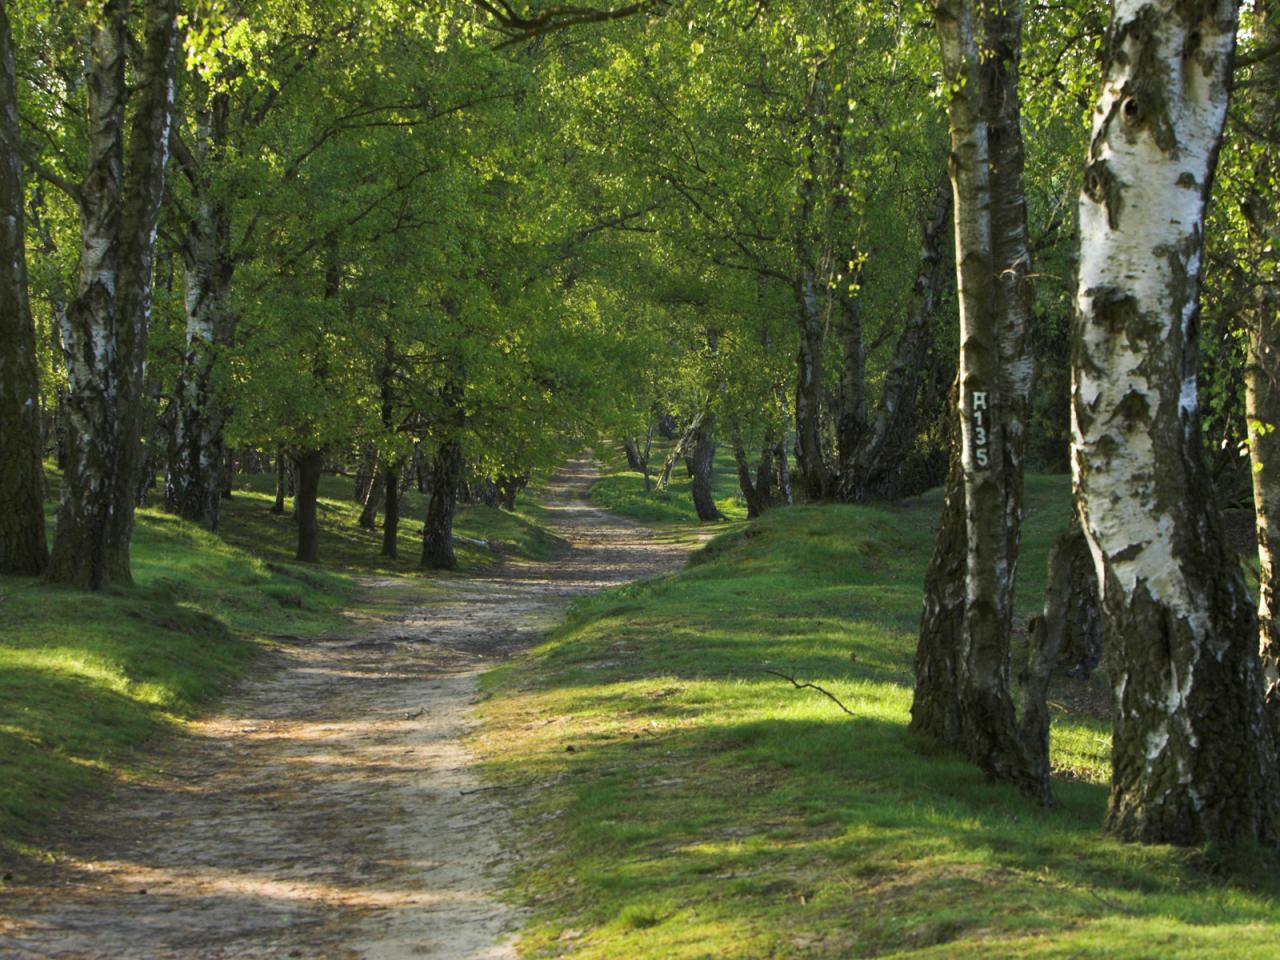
0, 460, 691, 959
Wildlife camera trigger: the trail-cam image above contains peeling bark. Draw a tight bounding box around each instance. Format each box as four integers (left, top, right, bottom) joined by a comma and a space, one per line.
48, 0, 180, 588
910, 0, 1042, 799
0, 0, 48, 575
1074, 0, 1280, 844
166, 91, 234, 532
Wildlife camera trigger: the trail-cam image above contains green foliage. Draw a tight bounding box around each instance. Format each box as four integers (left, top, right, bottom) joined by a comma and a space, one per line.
478, 474, 1280, 957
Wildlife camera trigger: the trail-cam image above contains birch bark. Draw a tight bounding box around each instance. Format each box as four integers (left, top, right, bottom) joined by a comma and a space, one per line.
1073, 0, 1280, 844
910, 0, 1042, 798
0, 0, 48, 575
47, 0, 180, 588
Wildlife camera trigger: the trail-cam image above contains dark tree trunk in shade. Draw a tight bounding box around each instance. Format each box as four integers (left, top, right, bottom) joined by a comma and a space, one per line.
839, 179, 952, 502
358, 463, 384, 529
731, 430, 769, 520
293, 449, 322, 563
1018, 519, 1100, 788
382, 462, 400, 559
421, 439, 463, 570
774, 438, 793, 506
689, 414, 723, 522
271, 451, 288, 514
165, 89, 233, 532
0, 1, 48, 575
623, 438, 644, 471
793, 286, 830, 501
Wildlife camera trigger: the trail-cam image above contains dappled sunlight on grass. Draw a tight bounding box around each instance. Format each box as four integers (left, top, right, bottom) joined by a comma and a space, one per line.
478, 473, 1280, 958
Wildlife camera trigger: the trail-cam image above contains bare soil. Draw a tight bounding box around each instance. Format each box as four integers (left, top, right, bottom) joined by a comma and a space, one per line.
0, 460, 692, 959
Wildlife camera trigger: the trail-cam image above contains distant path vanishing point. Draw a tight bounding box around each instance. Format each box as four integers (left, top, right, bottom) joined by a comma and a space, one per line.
0, 459, 691, 960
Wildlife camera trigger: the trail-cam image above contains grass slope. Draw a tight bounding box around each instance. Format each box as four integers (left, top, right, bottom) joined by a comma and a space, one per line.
223, 472, 567, 572
479, 474, 1280, 958
1, 466, 564, 862
0, 500, 354, 859
587, 444, 749, 525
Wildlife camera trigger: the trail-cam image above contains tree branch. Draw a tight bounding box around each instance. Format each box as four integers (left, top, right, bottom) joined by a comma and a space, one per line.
761, 668, 856, 715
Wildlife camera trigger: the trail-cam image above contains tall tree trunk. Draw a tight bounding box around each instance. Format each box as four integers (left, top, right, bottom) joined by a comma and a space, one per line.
1073, 0, 1280, 844
689, 414, 723, 522
1240, 0, 1280, 742
0, 1, 48, 575
165, 90, 233, 531
774, 437, 793, 506
48, 0, 180, 588
840, 179, 952, 502
271, 449, 288, 514
834, 287, 867, 489
358, 463, 384, 529
732, 429, 767, 519
656, 415, 700, 491
421, 439, 463, 570
793, 279, 830, 501
623, 437, 644, 471
382, 460, 400, 558
293, 449, 322, 563
910, 0, 1042, 799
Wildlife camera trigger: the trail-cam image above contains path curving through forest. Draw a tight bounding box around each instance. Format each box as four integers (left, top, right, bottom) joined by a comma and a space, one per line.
0, 460, 692, 959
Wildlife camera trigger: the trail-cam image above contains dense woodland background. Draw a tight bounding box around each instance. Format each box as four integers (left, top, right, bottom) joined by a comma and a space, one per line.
2, 0, 1280, 863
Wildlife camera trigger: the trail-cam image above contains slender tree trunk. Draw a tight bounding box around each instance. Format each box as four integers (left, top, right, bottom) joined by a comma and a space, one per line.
1240, 0, 1280, 741
293, 449, 322, 563
793, 280, 830, 501
1074, 0, 1279, 844
382, 461, 400, 559
835, 289, 867, 490
166, 91, 233, 531
657, 415, 700, 491
732, 429, 767, 519
271, 449, 287, 514
48, 0, 180, 588
840, 179, 952, 502
0, 1, 48, 575
774, 437, 793, 506
358, 463, 384, 529
623, 437, 644, 471
689, 414, 723, 521
421, 439, 463, 570
910, 0, 1042, 799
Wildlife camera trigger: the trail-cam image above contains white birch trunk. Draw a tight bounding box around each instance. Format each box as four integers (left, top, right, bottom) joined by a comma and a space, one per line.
1073, 0, 1280, 844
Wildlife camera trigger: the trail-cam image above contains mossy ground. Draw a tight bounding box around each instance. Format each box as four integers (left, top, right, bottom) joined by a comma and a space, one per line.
477, 468, 1280, 958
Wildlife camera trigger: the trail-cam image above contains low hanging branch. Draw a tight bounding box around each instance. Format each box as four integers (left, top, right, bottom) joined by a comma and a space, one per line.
471, 0, 673, 45
761, 668, 856, 716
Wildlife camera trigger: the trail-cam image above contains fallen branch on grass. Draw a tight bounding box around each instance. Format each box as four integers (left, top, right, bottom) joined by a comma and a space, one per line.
761, 669, 856, 716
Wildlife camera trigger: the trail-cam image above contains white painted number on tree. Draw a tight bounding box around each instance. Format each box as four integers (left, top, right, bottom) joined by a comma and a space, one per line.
971, 391, 990, 469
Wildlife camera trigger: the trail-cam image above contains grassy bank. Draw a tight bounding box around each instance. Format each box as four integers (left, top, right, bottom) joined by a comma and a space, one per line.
222, 471, 568, 573
479, 474, 1280, 958
0, 501, 355, 859
587, 444, 748, 525
1, 466, 564, 862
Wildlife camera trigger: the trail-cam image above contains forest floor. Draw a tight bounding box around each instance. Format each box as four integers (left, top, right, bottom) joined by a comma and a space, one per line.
0, 460, 696, 959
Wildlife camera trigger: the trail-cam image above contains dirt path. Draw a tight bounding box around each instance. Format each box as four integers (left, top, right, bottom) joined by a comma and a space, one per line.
0, 460, 692, 959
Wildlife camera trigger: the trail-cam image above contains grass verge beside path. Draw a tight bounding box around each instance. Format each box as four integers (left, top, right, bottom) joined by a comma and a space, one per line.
1, 466, 566, 865
478, 474, 1280, 958
587, 444, 748, 525
0, 502, 354, 862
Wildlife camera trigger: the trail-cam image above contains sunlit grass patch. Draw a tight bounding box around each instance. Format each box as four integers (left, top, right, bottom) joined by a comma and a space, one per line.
478, 472, 1280, 958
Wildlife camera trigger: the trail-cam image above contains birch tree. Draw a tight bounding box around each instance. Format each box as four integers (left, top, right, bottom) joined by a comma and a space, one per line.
0, 0, 47, 575
43, 0, 180, 589
1073, 0, 1280, 844
909, 0, 1043, 799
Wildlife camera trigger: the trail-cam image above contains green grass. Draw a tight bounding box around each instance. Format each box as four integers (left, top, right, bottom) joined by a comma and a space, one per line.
1, 466, 566, 863
222, 471, 567, 573
587, 443, 749, 525
478, 472, 1280, 958
0, 495, 356, 859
